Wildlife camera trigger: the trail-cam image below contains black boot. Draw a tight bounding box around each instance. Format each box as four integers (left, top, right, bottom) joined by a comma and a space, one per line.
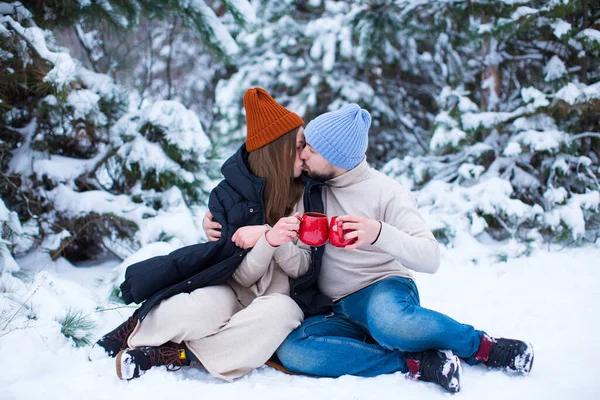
475, 334, 534, 375
406, 350, 461, 393
89, 311, 139, 360
116, 342, 193, 380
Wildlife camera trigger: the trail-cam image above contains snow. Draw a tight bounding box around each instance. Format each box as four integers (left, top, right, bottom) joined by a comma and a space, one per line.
437, 87, 479, 113
5, 18, 77, 87
183, 0, 240, 57
513, 114, 557, 131
554, 83, 580, 104
0, 198, 9, 221
430, 126, 466, 151
1, 243, 599, 400
78, 68, 122, 102
510, 6, 538, 20
135, 188, 204, 248
0, 198, 20, 273
138, 101, 210, 156
462, 108, 525, 131
48, 184, 156, 223
543, 55, 567, 82
551, 20, 571, 38
513, 129, 564, 152
115, 137, 195, 182
543, 186, 567, 205
8, 119, 46, 176
521, 87, 549, 108
577, 28, 600, 44
0, 244, 20, 272
306, 17, 343, 72
0, 2, 31, 21
66, 89, 105, 123
415, 177, 541, 243
458, 163, 485, 180
41, 230, 71, 253
503, 141, 522, 157
551, 157, 570, 175
74, 24, 99, 53
554, 82, 600, 106
559, 201, 586, 239
225, 0, 258, 26
33, 150, 109, 185
0, 48, 12, 60
478, 0, 532, 4
458, 96, 479, 113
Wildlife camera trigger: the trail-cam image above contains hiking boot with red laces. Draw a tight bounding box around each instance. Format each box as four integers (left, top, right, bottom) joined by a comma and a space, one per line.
88, 311, 139, 361
475, 334, 534, 375
406, 349, 462, 393
116, 342, 193, 380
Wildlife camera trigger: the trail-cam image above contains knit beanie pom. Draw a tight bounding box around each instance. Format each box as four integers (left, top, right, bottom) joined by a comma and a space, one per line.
357, 108, 372, 129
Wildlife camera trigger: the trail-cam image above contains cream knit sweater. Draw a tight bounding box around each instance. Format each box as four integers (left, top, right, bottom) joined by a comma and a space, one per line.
274, 160, 440, 301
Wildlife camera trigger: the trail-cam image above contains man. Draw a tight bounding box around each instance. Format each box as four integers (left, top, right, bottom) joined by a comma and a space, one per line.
204, 104, 534, 393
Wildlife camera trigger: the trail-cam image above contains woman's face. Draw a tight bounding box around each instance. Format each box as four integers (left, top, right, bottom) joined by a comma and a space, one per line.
293, 127, 306, 178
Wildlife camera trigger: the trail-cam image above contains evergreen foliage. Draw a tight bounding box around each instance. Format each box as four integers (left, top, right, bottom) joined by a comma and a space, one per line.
58, 307, 96, 347
0, 1, 236, 261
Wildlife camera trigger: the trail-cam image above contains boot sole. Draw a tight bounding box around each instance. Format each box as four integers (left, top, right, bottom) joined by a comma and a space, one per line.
115, 350, 128, 380
444, 353, 462, 393
513, 341, 534, 375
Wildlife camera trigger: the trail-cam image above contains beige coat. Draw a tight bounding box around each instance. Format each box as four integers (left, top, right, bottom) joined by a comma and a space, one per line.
127, 203, 310, 381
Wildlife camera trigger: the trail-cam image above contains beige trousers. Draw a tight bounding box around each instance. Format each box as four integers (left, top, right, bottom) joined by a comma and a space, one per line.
127, 284, 303, 381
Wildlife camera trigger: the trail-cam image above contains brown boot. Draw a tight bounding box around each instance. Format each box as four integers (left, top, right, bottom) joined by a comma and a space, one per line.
89, 311, 139, 360
116, 342, 193, 380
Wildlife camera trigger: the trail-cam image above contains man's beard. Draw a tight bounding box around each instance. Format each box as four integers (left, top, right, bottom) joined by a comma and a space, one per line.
303, 165, 336, 182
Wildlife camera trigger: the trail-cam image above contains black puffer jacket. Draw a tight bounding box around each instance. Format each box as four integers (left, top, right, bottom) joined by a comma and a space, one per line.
120, 145, 333, 321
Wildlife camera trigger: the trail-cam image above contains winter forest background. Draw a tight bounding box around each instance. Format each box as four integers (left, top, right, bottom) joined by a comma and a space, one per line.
1, 1, 599, 399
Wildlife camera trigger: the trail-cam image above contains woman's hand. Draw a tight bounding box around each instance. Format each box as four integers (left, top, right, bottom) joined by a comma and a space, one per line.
203, 211, 222, 242
265, 212, 301, 247
232, 225, 269, 249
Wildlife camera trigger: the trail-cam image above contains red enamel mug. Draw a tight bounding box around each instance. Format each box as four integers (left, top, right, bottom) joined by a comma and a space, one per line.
329, 216, 358, 247
298, 212, 329, 247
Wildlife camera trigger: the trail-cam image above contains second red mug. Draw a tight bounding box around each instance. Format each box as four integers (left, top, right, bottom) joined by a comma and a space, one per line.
329, 216, 358, 247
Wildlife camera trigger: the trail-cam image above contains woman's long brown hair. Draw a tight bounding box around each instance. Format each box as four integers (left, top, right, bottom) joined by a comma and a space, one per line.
247, 128, 304, 226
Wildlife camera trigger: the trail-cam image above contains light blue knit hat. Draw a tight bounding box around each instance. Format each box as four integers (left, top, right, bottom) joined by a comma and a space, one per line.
304, 103, 371, 170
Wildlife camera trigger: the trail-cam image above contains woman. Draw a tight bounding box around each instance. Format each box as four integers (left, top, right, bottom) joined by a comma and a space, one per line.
90, 88, 325, 381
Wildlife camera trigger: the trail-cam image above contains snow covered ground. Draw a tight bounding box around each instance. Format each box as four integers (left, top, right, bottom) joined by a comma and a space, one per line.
1, 242, 599, 400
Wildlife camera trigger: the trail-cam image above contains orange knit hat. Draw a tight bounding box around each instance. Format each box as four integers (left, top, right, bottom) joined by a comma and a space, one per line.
243, 88, 304, 151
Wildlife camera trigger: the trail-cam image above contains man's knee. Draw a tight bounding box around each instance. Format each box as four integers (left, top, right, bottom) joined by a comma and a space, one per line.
364, 284, 428, 350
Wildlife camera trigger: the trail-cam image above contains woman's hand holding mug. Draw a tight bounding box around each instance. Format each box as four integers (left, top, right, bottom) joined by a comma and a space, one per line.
265, 212, 301, 247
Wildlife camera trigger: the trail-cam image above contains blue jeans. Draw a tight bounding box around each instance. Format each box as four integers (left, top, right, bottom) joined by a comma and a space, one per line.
277, 276, 486, 377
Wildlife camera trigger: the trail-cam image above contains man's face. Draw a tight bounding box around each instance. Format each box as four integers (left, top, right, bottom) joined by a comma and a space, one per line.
300, 140, 337, 181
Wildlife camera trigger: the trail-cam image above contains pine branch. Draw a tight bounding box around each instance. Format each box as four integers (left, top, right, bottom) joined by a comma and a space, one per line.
569, 132, 600, 141
73, 24, 99, 73
58, 308, 96, 347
